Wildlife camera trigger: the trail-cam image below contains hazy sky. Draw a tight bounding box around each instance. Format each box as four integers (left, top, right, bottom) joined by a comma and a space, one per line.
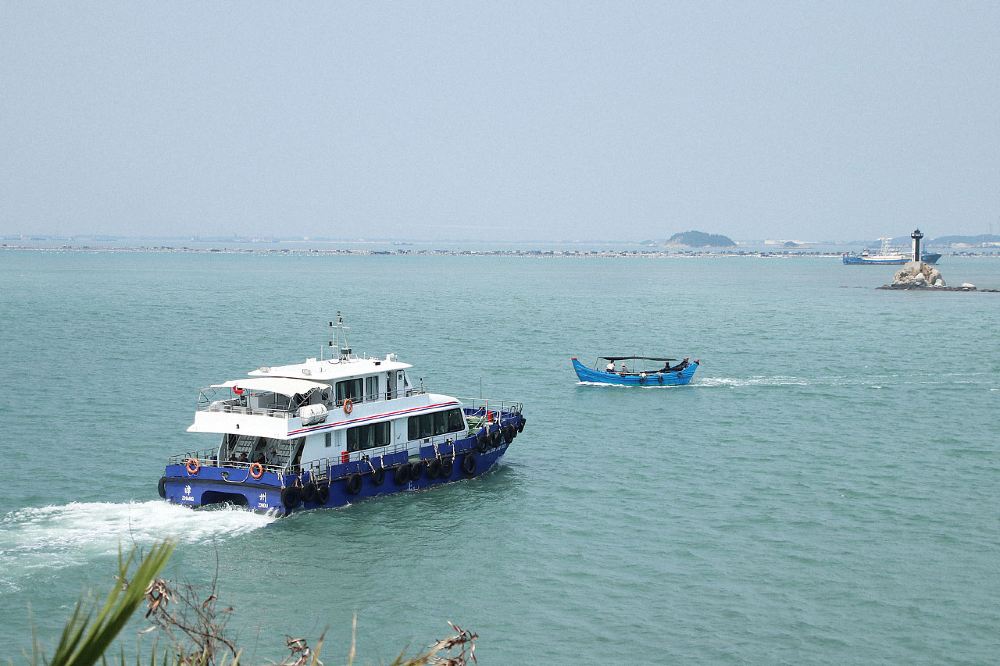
2, 2, 999, 241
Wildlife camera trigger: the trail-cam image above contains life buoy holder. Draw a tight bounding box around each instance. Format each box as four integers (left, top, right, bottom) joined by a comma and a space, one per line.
185, 458, 200, 475
343, 398, 353, 415
249, 462, 264, 479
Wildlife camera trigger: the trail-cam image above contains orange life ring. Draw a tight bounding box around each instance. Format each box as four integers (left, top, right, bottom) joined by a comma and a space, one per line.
249, 462, 264, 479
185, 457, 200, 475
233, 385, 244, 396
343, 398, 353, 415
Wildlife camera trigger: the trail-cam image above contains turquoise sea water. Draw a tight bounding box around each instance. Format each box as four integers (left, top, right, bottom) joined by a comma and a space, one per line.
1, 250, 998, 663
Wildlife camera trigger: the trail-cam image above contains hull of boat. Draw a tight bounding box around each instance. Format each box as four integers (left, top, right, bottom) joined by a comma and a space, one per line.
843, 254, 940, 265
160, 416, 524, 515
572, 358, 698, 386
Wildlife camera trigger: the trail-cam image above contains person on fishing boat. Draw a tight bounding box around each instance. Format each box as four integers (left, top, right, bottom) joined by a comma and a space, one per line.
605, 360, 615, 373
619, 361, 628, 374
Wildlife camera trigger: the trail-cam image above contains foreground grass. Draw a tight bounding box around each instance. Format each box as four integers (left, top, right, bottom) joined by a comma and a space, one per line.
21, 541, 476, 666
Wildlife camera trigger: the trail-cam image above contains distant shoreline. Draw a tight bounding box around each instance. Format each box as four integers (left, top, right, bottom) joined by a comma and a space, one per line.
2, 244, 999, 259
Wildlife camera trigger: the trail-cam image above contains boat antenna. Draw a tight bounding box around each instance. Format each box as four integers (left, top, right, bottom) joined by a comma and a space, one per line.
329, 311, 352, 360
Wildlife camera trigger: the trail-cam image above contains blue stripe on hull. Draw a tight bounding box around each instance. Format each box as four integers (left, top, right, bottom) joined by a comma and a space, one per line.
571, 358, 698, 386
161, 431, 517, 515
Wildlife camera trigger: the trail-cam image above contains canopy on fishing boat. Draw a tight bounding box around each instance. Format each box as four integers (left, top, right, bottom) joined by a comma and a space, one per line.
599, 356, 676, 362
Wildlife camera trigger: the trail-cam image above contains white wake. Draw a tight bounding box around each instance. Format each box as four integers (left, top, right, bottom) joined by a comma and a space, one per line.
0, 500, 276, 588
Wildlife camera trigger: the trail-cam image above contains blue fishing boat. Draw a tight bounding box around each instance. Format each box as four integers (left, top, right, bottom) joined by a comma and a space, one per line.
571, 356, 699, 386
158, 314, 526, 515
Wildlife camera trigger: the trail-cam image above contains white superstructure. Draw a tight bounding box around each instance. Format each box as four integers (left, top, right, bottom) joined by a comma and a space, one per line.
186, 314, 471, 474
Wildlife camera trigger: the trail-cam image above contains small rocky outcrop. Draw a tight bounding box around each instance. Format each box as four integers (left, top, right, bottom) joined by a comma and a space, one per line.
879, 262, 993, 291
891, 261, 946, 288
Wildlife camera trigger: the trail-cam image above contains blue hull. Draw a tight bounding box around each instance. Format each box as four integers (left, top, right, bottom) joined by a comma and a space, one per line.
572, 358, 698, 386
160, 413, 525, 515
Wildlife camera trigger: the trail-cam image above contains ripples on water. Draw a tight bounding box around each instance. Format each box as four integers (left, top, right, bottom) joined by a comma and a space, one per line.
1, 252, 998, 663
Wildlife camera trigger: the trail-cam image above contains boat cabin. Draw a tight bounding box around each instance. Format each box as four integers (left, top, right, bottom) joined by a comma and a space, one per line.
186, 353, 470, 475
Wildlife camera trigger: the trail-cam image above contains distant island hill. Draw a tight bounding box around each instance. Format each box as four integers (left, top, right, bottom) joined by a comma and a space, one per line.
661, 231, 737, 247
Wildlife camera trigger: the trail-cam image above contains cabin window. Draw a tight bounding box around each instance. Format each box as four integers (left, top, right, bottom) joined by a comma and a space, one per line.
433, 411, 447, 435
324, 432, 332, 448
227, 434, 259, 461
447, 409, 465, 432
407, 408, 466, 441
365, 375, 379, 401
419, 413, 433, 439
336, 378, 363, 404
346, 421, 391, 452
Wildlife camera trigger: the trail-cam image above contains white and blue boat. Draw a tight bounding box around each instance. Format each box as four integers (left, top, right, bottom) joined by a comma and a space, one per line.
571, 356, 699, 386
842, 237, 941, 265
159, 314, 526, 515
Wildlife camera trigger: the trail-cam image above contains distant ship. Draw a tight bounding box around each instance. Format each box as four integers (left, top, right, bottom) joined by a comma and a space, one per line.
842, 238, 941, 265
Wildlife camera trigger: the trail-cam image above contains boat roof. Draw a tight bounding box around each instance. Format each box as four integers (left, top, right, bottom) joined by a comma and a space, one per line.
600, 356, 677, 362
211, 377, 329, 396
247, 354, 412, 383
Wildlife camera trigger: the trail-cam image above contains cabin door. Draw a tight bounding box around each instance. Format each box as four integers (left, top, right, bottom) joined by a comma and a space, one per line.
385, 371, 394, 401
395, 370, 406, 397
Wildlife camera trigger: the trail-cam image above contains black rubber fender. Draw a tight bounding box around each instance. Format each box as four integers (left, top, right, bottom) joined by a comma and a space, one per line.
427, 458, 442, 479
461, 452, 477, 477
157, 476, 167, 499
316, 483, 330, 504
345, 473, 362, 495
490, 428, 501, 446
503, 426, 515, 444
409, 461, 423, 482
517, 417, 525, 433
371, 467, 385, 486
477, 429, 489, 445
393, 465, 409, 485
281, 486, 302, 509
301, 482, 317, 503
439, 456, 453, 479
